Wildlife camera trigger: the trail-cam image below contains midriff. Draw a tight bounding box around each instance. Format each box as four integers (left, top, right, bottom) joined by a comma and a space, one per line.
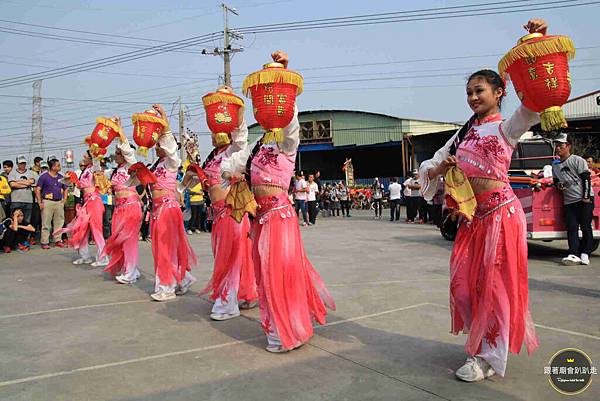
253, 184, 287, 198
115, 190, 138, 199
152, 189, 175, 198
208, 184, 228, 204
468, 177, 506, 195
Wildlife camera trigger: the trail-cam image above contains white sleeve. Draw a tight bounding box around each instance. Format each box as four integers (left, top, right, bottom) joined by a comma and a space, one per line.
227, 114, 249, 157
280, 105, 300, 155
220, 138, 258, 177
118, 137, 137, 166
418, 130, 459, 201
158, 131, 180, 172
500, 104, 540, 147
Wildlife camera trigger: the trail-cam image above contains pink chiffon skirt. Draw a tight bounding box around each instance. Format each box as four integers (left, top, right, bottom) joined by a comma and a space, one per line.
201, 199, 258, 304
102, 195, 142, 277
55, 192, 104, 249
151, 194, 197, 286
450, 185, 539, 357
252, 192, 335, 350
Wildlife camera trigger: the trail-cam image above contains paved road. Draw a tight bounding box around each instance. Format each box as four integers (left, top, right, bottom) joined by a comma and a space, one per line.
0, 211, 598, 401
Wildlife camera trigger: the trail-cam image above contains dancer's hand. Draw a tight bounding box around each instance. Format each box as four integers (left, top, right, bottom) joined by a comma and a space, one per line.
429, 155, 457, 178
271, 50, 289, 68
152, 104, 167, 120
523, 19, 547, 35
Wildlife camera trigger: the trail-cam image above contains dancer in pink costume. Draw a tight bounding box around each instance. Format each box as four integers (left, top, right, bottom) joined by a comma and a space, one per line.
222, 51, 335, 353
146, 104, 197, 302
101, 118, 142, 284
419, 19, 546, 383
56, 150, 106, 266
197, 89, 258, 321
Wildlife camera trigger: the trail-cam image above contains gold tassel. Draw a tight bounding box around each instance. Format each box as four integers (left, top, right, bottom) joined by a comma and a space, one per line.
262, 128, 284, 145
202, 92, 244, 107
499, 35, 576, 77
540, 106, 568, 131
131, 113, 169, 128
96, 117, 123, 136
226, 181, 258, 223
242, 69, 304, 97
214, 132, 232, 147
137, 147, 149, 157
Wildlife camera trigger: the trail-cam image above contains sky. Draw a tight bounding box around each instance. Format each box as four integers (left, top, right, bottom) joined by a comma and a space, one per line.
0, 0, 599, 162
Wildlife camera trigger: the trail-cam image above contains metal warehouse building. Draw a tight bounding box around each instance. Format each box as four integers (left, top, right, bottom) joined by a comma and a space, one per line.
247, 109, 460, 181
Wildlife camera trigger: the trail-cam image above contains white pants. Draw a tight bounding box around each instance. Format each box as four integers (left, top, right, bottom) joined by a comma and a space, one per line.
154, 271, 194, 294
211, 290, 239, 315
78, 237, 104, 262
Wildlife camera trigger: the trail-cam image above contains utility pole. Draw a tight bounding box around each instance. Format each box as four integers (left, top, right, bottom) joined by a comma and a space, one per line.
30, 80, 43, 160
202, 3, 243, 87
178, 97, 186, 162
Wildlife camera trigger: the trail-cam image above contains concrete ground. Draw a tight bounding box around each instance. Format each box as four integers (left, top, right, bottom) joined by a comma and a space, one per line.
0, 209, 598, 401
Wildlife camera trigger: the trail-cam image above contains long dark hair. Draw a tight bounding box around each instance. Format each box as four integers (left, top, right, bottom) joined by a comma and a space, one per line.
244, 139, 263, 186
202, 147, 218, 169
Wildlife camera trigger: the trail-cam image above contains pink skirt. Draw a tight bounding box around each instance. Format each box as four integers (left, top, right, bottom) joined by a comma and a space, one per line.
450, 185, 539, 357
201, 199, 258, 303
55, 192, 104, 249
252, 192, 335, 350
102, 196, 142, 277
151, 194, 197, 286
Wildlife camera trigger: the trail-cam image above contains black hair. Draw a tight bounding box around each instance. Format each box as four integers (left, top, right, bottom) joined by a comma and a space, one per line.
2, 160, 13, 168
48, 159, 60, 170
467, 69, 506, 109
245, 140, 263, 187
391, 177, 397, 182
202, 147, 218, 169
34, 156, 43, 164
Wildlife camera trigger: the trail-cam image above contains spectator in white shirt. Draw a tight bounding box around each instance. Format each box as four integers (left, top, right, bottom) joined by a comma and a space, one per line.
294, 173, 309, 226
307, 174, 319, 225
388, 177, 402, 221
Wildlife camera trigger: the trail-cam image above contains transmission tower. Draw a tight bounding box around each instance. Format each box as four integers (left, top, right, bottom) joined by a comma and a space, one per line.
29, 80, 44, 160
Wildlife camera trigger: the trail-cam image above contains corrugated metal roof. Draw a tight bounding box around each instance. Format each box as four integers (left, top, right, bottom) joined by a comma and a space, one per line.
563, 89, 600, 120
247, 109, 460, 147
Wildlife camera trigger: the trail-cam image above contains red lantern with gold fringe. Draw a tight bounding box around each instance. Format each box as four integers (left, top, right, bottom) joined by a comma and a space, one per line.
499, 33, 575, 131
84, 117, 121, 159
242, 62, 303, 144
131, 110, 169, 157
202, 87, 244, 148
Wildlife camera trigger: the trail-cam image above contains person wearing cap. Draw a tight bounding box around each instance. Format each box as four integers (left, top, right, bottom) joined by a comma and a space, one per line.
388, 177, 402, 221
552, 133, 595, 266
39, 160, 49, 176
8, 155, 37, 227
35, 159, 67, 249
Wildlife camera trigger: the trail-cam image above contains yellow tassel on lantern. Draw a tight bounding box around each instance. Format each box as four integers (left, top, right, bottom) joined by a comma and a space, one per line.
214, 132, 232, 147
540, 106, 568, 131
498, 35, 575, 78
242, 63, 304, 97
262, 128, 284, 145
202, 92, 244, 107
137, 147, 149, 157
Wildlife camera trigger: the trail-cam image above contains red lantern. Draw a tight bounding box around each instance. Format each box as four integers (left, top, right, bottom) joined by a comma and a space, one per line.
84, 117, 121, 159
242, 62, 303, 143
202, 87, 244, 148
499, 33, 575, 131
131, 110, 169, 157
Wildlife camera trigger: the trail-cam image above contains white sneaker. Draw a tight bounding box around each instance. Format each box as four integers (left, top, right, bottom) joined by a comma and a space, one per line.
210, 311, 241, 321
455, 357, 495, 382
194, 229, 202, 234
115, 274, 137, 284
175, 275, 197, 296
73, 257, 94, 265
580, 253, 590, 265
562, 254, 582, 266
150, 291, 176, 302
186, 229, 193, 235
91, 257, 109, 267
239, 301, 258, 310
265, 344, 288, 353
